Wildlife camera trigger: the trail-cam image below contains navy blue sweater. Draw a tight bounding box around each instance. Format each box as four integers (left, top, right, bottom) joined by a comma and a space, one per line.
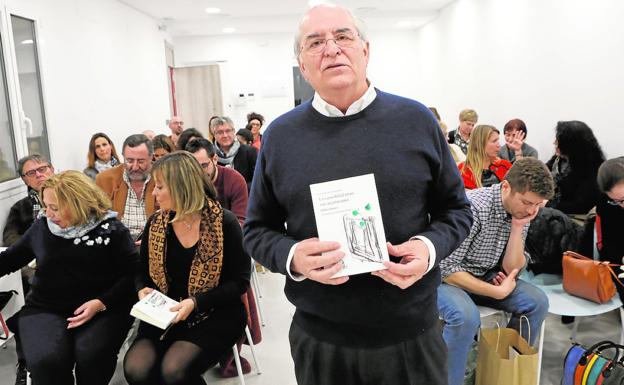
243, 90, 472, 347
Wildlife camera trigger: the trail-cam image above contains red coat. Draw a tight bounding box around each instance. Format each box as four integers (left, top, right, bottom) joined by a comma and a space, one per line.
458, 158, 512, 189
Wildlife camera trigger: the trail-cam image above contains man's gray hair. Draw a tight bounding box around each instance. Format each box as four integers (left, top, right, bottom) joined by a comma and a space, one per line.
211, 116, 235, 130
17, 154, 50, 177
122, 134, 154, 156
293, 4, 369, 57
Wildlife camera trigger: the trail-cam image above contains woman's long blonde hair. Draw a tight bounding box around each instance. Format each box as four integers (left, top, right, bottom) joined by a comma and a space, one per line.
151, 151, 216, 222
463, 125, 499, 189
40, 171, 112, 226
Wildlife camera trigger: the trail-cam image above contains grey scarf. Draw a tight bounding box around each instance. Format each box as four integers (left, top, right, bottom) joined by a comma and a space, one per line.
46, 210, 117, 239
215, 140, 240, 167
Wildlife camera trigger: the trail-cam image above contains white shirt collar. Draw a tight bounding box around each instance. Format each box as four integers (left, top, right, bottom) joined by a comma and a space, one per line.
311, 84, 377, 117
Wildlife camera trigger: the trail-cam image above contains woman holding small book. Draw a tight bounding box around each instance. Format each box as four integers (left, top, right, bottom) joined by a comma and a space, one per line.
0, 171, 136, 385
124, 151, 250, 385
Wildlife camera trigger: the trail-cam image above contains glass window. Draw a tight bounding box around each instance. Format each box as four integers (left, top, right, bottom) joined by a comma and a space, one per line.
0, 34, 17, 183
11, 15, 50, 160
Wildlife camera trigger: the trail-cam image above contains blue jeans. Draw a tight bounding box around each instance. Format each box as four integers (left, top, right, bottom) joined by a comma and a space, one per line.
437, 279, 548, 385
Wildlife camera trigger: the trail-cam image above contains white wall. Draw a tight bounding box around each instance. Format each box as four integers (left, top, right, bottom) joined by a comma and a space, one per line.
8, 0, 172, 172
0, 0, 172, 242
173, 30, 422, 130
175, 0, 624, 160
173, 33, 296, 130
411, 0, 624, 160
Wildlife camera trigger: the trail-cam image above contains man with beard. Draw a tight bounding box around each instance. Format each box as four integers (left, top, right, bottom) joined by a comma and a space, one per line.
186, 138, 248, 226
437, 158, 553, 385
96, 134, 156, 241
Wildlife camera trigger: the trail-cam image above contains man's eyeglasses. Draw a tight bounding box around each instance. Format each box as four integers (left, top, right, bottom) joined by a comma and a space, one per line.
214, 128, 234, 136
302, 31, 359, 55
607, 198, 624, 206
22, 165, 50, 178
200, 162, 213, 170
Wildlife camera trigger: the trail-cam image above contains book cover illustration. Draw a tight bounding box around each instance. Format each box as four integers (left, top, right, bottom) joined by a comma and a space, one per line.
310, 174, 389, 278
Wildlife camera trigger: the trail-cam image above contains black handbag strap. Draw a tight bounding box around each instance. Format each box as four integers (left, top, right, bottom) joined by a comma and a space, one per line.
0, 290, 18, 311
579, 341, 620, 366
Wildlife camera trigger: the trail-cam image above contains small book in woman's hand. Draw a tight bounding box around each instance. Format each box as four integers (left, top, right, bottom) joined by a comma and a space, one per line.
130, 290, 179, 330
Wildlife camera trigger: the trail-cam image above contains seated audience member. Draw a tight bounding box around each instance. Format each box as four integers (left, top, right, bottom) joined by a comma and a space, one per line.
212, 116, 257, 190
186, 139, 248, 225
438, 158, 553, 385
177, 127, 204, 151
142, 130, 156, 140
596, 157, 624, 299
207, 115, 220, 143
2, 154, 54, 385
152, 134, 175, 162
246, 112, 264, 151
123, 152, 250, 385
459, 125, 512, 189
448, 108, 478, 155
499, 119, 538, 163
430, 107, 465, 164
167, 116, 184, 147
0, 149, 13, 181
84, 133, 121, 180
236, 128, 253, 146
0, 171, 136, 385
546, 120, 605, 219
96, 134, 156, 240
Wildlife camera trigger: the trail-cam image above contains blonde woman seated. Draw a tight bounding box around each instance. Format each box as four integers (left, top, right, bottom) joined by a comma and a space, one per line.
0, 171, 136, 385
124, 152, 250, 385
458, 125, 512, 189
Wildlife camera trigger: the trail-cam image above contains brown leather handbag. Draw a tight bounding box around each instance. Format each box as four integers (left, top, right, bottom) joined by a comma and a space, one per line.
562, 251, 623, 304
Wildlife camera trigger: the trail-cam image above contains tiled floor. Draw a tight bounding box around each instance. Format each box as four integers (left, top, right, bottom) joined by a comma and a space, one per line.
0, 271, 622, 385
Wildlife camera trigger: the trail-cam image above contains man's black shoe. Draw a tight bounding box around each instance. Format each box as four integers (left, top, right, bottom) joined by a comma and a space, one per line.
561, 315, 575, 324
15, 363, 27, 385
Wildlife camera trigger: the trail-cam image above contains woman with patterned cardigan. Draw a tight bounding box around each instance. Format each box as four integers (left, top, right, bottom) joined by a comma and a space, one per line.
124, 151, 250, 385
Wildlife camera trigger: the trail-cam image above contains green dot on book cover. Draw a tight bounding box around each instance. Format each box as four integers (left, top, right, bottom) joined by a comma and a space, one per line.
365, 203, 372, 210
352, 210, 359, 216
359, 221, 365, 227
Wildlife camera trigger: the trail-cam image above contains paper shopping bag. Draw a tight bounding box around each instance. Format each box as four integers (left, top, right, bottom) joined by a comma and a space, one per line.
475, 326, 538, 385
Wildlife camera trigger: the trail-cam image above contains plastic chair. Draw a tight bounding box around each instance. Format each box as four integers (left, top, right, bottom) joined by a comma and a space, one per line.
231, 326, 261, 385
250, 261, 266, 327
523, 220, 624, 345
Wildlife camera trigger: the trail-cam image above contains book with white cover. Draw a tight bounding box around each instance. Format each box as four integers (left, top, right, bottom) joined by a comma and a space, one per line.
130, 290, 179, 330
310, 174, 389, 278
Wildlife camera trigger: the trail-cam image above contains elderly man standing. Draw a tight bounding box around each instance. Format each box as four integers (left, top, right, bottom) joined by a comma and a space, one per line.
243, 4, 472, 385
3, 154, 54, 385
96, 134, 156, 240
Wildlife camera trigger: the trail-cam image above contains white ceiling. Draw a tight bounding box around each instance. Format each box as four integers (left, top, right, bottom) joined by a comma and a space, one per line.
118, 0, 456, 37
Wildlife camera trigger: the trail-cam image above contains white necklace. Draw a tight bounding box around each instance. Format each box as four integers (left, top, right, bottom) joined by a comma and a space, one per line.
181, 216, 198, 230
